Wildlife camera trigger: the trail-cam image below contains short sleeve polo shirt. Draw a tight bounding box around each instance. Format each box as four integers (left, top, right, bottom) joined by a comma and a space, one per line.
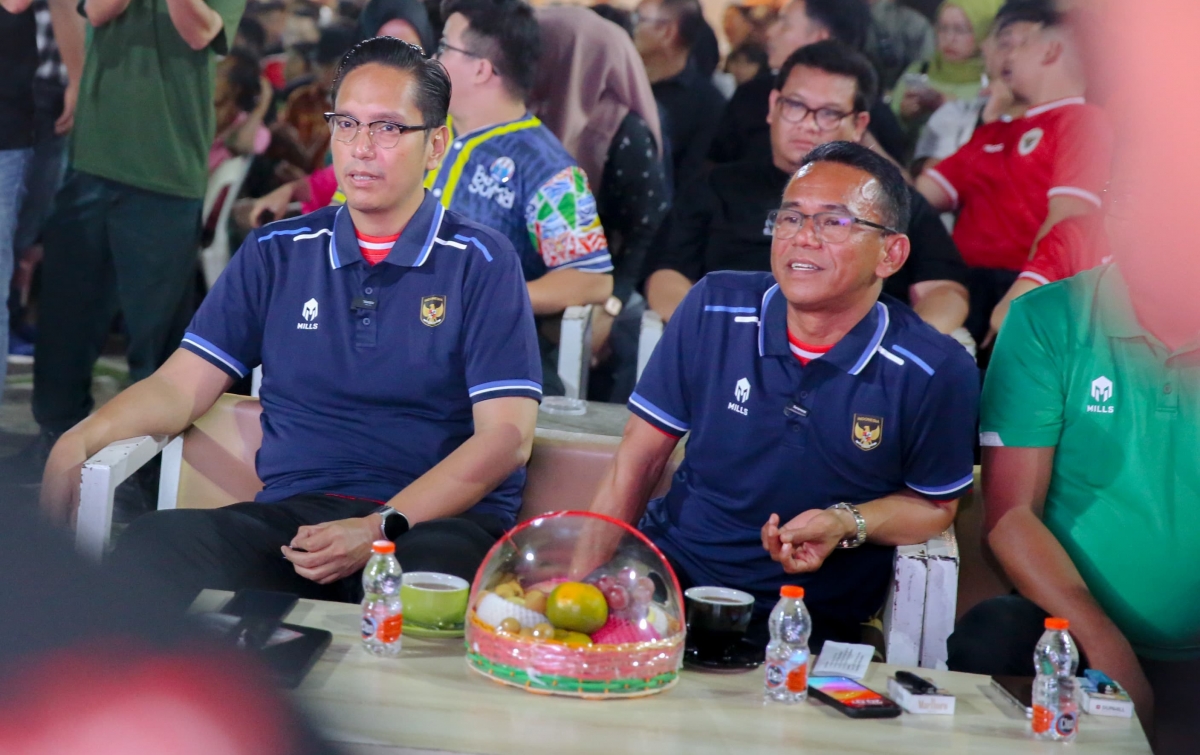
71, 0, 245, 199
422, 114, 613, 282
181, 192, 543, 527
630, 272, 979, 618
981, 265, 1200, 660
927, 98, 1114, 271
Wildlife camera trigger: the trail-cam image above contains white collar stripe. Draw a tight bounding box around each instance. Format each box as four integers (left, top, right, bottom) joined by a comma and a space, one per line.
757, 284, 780, 357
848, 302, 889, 375
789, 343, 827, 360
1025, 96, 1086, 117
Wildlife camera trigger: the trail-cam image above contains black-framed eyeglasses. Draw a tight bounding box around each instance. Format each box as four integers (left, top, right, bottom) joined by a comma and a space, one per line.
775, 95, 855, 130
767, 209, 899, 243
436, 39, 481, 60
434, 39, 502, 75
324, 113, 431, 149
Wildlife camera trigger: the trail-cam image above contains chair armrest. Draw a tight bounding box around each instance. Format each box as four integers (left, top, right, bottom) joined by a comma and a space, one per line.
636, 309, 663, 380
76, 435, 172, 560
557, 304, 594, 399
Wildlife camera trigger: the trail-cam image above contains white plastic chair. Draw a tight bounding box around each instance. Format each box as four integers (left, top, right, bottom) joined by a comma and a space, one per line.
199, 155, 253, 289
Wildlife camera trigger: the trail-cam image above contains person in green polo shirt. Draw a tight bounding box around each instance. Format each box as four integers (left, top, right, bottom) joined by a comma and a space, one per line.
948, 246, 1200, 744
21, 0, 245, 476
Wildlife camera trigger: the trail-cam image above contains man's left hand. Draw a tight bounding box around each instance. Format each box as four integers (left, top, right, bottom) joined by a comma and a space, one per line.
281, 517, 378, 585
769, 508, 856, 574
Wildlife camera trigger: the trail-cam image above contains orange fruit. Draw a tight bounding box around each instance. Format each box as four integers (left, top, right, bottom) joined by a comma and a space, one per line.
546, 582, 608, 634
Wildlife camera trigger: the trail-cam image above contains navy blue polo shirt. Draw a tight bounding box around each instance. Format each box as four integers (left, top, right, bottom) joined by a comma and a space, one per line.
630, 272, 978, 619
180, 192, 543, 527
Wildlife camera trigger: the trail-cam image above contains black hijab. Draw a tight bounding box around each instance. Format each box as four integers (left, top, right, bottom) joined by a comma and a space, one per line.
358, 0, 436, 56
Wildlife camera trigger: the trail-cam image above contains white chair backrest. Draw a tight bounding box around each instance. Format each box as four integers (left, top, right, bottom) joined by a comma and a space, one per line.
199, 155, 254, 289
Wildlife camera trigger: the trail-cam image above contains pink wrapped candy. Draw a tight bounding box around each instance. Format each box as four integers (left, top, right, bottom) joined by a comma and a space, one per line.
592, 616, 662, 645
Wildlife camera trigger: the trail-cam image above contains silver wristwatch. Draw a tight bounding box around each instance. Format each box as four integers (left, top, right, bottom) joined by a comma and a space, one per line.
831, 502, 866, 549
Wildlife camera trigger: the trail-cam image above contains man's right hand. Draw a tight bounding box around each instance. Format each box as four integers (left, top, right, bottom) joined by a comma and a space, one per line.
39, 432, 89, 527
249, 183, 295, 228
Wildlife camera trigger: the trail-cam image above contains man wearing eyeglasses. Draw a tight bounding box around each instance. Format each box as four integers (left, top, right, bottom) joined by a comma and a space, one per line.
646, 41, 969, 340
588, 139, 979, 651
41, 38, 544, 609
428, 0, 615, 394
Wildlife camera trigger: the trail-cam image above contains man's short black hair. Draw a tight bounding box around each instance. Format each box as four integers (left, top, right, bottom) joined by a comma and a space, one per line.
774, 40, 879, 114
331, 36, 452, 128
658, 0, 705, 50
798, 141, 911, 233
995, 0, 1061, 32
441, 0, 540, 101
801, 0, 871, 52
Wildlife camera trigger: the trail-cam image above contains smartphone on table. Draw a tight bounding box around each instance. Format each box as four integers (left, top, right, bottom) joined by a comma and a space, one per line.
991, 675, 1034, 717
808, 676, 903, 719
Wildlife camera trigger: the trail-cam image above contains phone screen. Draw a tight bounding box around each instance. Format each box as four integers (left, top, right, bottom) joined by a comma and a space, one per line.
809, 676, 895, 710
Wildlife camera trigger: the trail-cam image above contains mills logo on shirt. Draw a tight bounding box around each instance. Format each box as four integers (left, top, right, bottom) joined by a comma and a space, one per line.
298, 298, 319, 330
1087, 376, 1114, 413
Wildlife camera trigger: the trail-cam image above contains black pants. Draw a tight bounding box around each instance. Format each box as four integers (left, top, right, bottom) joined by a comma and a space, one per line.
108, 493, 505, 613
948, 595, 1200, 754
33, 171, 202, 433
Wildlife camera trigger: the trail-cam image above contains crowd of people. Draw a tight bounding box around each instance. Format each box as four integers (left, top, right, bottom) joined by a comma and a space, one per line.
1, 0, 1196, 751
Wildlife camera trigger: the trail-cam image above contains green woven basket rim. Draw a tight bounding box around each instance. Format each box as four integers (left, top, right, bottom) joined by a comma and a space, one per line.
466, 651, 678, 695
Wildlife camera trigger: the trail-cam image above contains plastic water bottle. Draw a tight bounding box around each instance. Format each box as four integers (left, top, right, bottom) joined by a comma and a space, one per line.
1032, 617, 1080, 741
764, 585, 812, 703
361, 540, 403, 657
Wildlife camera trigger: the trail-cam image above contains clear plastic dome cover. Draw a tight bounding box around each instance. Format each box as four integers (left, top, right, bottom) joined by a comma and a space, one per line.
465, 511, 686, 698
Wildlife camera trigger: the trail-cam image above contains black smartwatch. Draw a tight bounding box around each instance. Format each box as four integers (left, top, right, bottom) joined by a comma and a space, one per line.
378, 506, 411, 541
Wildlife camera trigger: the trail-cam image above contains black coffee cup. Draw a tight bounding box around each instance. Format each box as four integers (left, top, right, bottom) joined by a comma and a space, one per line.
684, 586, 755, 661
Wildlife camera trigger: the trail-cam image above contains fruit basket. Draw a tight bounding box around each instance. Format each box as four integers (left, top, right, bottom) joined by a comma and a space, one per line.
464, 511, 685, 699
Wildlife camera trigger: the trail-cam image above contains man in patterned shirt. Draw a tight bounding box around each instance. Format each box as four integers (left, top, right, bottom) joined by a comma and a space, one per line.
431, 0, 613, 393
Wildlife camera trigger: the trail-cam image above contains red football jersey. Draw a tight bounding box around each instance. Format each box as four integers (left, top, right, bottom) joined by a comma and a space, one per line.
927, 98, 1114, 271
1019, 214, 1111, 285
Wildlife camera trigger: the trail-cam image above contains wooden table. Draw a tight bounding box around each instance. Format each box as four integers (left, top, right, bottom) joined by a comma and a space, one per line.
194, 592, 1150, 755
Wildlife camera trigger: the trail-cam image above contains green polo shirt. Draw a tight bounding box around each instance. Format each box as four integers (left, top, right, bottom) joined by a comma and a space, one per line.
981, 265, 1200, 660
70, 0, 244, 199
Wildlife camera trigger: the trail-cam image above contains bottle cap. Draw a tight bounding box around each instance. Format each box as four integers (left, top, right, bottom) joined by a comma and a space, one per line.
372, 540, 396, 554
780, 585, 804, 599
1045, 617, 1069, 631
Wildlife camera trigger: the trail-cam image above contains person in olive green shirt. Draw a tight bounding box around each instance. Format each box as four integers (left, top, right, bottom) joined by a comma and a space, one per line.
948, 259, 1200, 746
26, 0, 245, 465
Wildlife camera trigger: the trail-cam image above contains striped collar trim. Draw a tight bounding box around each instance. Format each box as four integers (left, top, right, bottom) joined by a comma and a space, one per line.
329, 195, 445, 270
1025, 96, 1086, 118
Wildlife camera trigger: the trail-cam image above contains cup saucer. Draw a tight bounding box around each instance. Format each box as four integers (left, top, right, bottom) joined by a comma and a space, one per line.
683, 639, 763, 672
404, 623, 465, 639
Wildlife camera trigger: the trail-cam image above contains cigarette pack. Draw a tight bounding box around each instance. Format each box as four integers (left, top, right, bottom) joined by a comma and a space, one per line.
887, 676, 956, 715
1079, 678, 1134, 718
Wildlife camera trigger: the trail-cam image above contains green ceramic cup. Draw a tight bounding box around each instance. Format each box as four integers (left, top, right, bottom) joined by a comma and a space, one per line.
401, 572, 470, 630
